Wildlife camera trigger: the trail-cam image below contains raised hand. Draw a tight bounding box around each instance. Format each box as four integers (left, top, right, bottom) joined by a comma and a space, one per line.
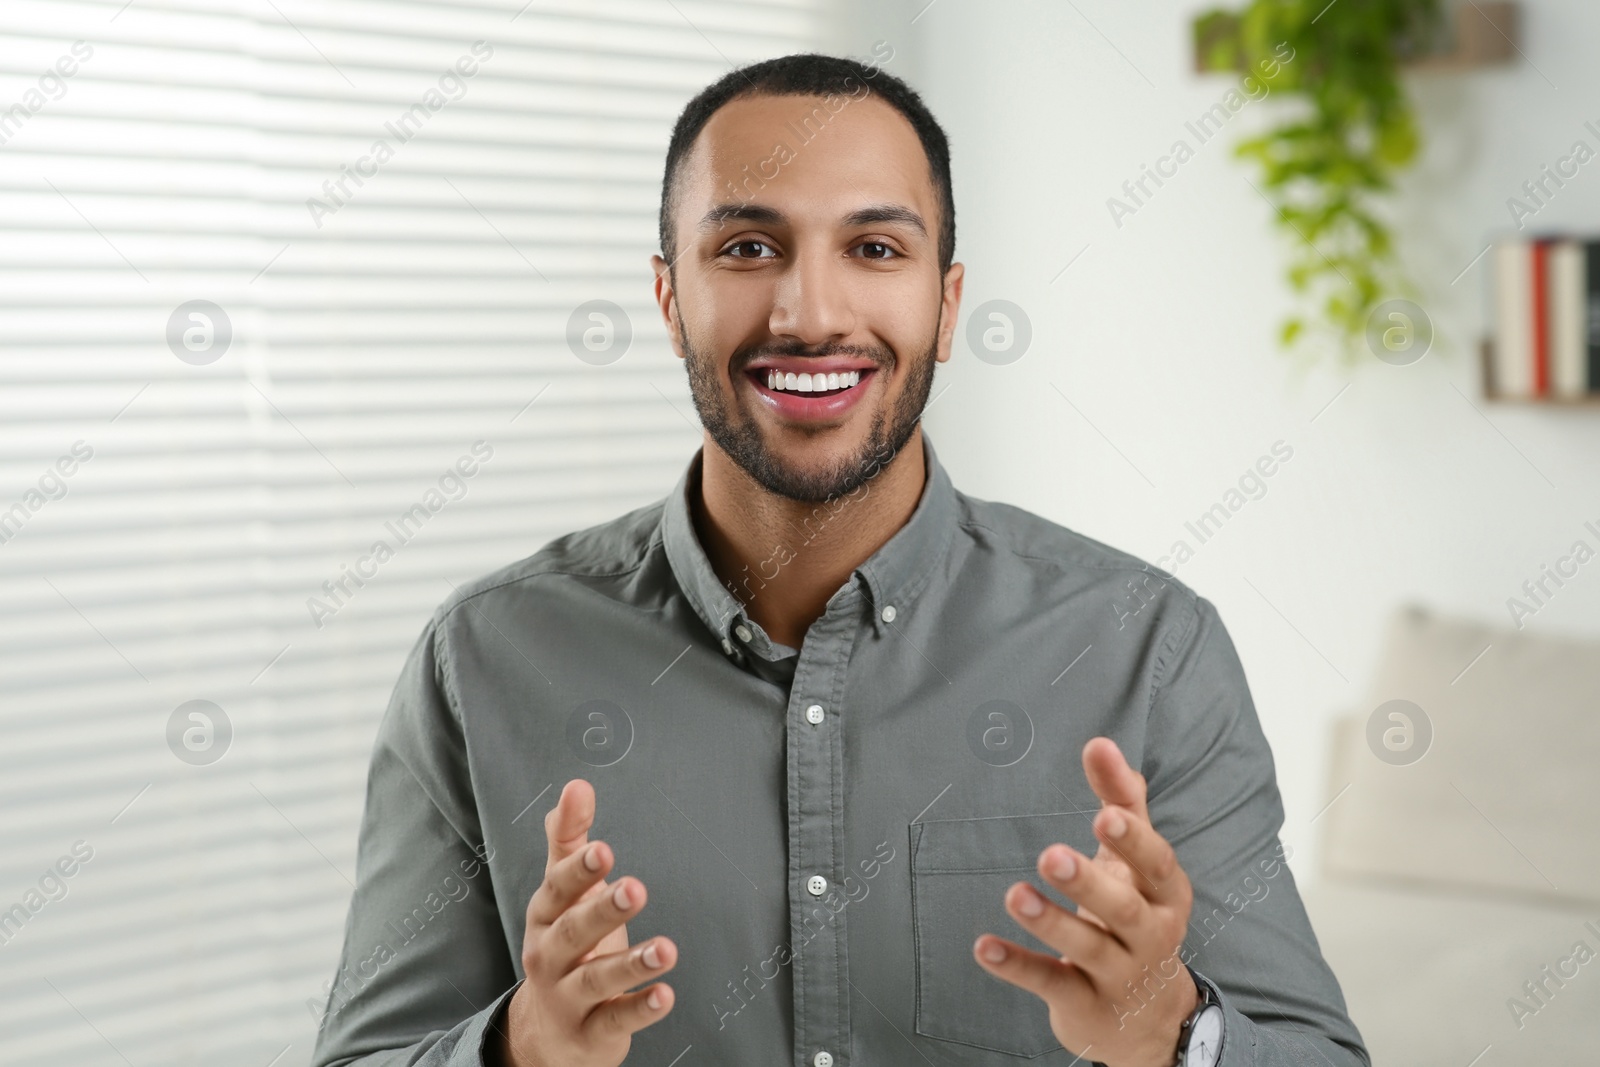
494, 780, 677, 1067
972, 737, 1199, 1067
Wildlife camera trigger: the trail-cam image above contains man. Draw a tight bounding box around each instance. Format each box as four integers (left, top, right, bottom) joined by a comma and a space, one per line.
311, 53, 1368, 1067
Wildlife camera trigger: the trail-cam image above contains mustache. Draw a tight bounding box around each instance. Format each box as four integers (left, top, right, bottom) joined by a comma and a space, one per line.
736, 341, 893, 372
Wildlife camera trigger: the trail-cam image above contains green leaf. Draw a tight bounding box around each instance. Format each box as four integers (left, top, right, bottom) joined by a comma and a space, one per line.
1219, 0, 1429, 357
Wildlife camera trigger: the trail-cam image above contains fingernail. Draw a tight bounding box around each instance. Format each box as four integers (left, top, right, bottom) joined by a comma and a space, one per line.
1105, 811, 1127, 839
647, 988, 662, 1010
642, 941, 661, 968
583, 844, 602, 871
980, 939, 1006, 963
1049, 848, 1077, 881
1015, 886, 1045, 918
613, 881, 633, 909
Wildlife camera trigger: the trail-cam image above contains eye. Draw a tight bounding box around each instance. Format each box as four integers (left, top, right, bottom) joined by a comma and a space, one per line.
723, 240, 777, 259
852, 241, 897, 260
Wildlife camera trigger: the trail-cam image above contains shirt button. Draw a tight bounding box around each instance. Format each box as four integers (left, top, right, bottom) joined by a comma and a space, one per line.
813, 1053, 834, 1067
806, 874, 828, 897
734, 624, 753, 642
805, 703, 825, 725
720, 637, 734, 655
881, 604, 897, 622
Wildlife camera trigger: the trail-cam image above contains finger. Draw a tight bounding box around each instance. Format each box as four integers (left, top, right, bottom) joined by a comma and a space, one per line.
1037, 844, 1154, 955
1092, 804, 1190, 909
558, 936, 678, 1008
583, 981, 675, 1039
544, 779, 597, 874
1003, 881, 1132, 982
527, 839, 613, 927
542, 875, 646, 975
1081, 737, 1149, 821
972, 934, 1098, 1013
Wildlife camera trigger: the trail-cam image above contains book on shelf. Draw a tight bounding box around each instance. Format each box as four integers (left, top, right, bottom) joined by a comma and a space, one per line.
1490, 234, 1600, 399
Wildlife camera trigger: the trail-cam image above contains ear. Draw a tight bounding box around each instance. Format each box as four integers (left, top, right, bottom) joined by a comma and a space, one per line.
650, 254, 686, 361
935, 261, 965, 364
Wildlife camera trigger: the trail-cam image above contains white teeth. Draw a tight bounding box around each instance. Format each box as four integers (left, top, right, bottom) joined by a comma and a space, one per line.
763, 369, 862, 392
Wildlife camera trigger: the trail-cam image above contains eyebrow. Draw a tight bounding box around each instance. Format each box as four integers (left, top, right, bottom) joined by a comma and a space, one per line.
697, 203, 785, 232
696, 202, 928, 238
841, 204, 927, 237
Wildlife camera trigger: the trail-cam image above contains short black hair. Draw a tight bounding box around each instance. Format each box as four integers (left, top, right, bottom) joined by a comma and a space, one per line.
658, 52, 956, 274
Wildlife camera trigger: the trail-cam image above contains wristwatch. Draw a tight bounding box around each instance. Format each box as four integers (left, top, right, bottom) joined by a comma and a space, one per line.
1174, 966, 1224, 1067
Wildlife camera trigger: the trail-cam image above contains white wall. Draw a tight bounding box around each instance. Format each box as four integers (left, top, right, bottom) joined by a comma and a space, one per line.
827, 0, 1600, 875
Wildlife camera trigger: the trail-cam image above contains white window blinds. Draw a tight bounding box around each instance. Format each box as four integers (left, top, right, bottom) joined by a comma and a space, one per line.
0, 1, 820, 1063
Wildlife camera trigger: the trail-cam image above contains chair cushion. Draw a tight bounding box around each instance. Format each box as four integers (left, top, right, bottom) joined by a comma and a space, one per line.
1300, 876, 1600, 1065
1321, 605, 1600, 904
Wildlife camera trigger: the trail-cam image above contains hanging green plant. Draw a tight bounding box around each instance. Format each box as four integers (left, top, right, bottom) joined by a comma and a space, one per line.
1196, 0, 1444, 361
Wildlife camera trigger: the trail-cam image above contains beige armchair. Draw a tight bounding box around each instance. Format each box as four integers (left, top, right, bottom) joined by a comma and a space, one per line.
1300, 605, 1600, 1065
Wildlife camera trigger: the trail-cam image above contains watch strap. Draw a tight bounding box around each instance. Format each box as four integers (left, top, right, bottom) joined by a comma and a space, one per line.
1174, 965, 1224, 1066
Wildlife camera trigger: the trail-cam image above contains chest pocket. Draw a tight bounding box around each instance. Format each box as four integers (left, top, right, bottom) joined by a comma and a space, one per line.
909, 811, 1097, 1059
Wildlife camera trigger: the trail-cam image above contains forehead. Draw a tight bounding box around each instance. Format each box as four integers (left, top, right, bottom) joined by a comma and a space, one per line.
676, 91, 936, 225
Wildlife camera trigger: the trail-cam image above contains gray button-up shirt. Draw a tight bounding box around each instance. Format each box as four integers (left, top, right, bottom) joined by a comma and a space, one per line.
311, 433, 1367, 1067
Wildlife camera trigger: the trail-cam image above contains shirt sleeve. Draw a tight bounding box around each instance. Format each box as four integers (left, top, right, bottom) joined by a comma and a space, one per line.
310, 616, 521, 1067
1142, 595, 1369, 1067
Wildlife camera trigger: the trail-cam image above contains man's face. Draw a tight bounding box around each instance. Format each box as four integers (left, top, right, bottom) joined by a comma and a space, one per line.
653, 91, 963, 504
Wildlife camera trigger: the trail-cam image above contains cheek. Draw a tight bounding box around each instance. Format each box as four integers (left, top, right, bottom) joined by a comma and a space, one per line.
684, 276, 773, 354
857, 273, 940, 348
871, 297, 942, 370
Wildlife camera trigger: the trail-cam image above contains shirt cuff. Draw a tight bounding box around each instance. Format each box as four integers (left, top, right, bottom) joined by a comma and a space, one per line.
470, 980, 524, 1067
1188, 966, 1245, 1067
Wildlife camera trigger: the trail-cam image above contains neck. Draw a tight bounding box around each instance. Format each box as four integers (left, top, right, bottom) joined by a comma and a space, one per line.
690, 430, 928, 649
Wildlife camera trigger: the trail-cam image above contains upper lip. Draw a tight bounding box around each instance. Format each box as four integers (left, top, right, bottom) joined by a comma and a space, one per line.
743, 356, 879, 376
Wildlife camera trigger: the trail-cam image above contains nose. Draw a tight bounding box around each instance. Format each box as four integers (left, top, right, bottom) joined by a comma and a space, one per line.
768, 244, 855, 349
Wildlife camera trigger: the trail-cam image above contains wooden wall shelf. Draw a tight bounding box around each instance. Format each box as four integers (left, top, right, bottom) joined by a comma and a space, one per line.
1481, 396, 1600, 406
1479, 337, 1600, 405
1193, 2, 1519, 75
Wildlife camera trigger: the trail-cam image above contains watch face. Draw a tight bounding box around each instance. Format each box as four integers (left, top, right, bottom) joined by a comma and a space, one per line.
1185, 1005, 1224, 1067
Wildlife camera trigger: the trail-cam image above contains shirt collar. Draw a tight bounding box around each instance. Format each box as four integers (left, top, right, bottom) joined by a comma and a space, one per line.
660, 431, 958, 658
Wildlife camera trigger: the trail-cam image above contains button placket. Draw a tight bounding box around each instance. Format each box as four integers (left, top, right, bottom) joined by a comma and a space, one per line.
785, 597, 856, 1067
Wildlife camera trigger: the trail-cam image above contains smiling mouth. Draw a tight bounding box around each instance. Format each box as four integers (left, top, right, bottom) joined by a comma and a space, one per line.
746, 368, 873, 398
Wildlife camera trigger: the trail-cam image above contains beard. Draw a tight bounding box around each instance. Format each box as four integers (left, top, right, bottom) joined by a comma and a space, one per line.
679, 315, 941, 504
